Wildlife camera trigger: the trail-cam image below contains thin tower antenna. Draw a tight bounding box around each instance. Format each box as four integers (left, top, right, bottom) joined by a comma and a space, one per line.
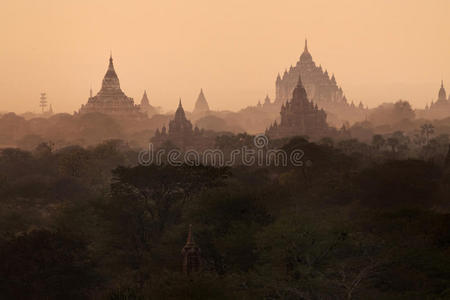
39, 92, 48, 113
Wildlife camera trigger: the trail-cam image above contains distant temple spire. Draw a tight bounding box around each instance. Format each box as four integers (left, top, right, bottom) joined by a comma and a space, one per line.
193, 88, 210, 114
139, 90, 158, 116
181, 224, 201, 275
174, 98, 188, 122
300, 39, 313, 63
108, 54, 114, 71
438, 79, 447, 103
141, 90, 149, 106
100, 54, 121, 93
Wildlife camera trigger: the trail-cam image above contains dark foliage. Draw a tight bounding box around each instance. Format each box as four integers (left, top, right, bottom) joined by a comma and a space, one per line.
0, 230, 98, 300
0, 136, 449, 299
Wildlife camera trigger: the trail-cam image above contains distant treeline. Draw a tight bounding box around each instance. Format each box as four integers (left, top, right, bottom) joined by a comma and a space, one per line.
2, 99, 450, 150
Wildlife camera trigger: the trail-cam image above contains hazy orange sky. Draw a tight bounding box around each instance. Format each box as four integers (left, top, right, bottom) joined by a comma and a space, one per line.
1, 0, 449, 114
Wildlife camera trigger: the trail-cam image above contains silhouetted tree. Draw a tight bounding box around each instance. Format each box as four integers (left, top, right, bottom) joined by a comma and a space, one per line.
421, 123, 435, 145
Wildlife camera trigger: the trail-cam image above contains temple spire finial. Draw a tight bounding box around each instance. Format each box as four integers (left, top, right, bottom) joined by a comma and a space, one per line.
304, 38, 308, 52
186, 224, 193, 245
107, 52, 115, 73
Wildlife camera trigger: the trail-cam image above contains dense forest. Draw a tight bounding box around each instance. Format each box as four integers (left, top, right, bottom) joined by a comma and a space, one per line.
0, 134, 449, 299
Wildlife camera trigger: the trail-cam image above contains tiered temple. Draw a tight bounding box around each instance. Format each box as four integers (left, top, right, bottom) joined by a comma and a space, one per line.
266, 75, 328, 139
78, 55, 143, 117
276, 40, 346, 106
274, 40, 366, 124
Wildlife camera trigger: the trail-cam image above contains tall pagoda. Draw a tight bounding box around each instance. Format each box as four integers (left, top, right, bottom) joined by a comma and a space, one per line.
79, 55, 142, 117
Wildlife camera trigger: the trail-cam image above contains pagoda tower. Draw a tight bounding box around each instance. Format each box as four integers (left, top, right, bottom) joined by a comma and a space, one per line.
152, 99, 209, 150
181, 224, 201, 275
193, 88, 210, 114
437, 80, 447, 104
139, 90, 158, 116
169, 99, 194, 136
140, 90, 150, 107
267, 75, 328, 139
79, 55, 142, 117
